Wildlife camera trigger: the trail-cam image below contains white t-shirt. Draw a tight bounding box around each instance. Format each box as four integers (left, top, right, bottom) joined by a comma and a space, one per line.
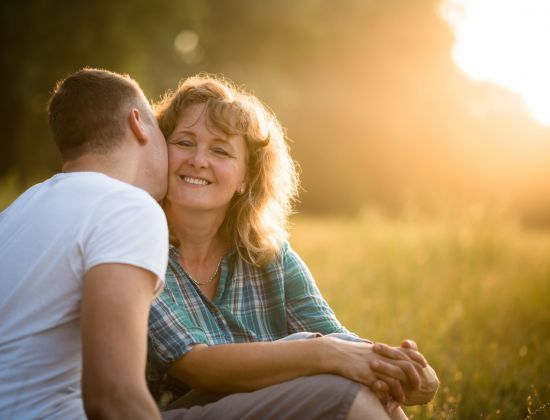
0, 172, 168, 419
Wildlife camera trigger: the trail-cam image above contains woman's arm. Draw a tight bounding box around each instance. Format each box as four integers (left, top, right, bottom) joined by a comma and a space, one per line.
167, 335, 417, 401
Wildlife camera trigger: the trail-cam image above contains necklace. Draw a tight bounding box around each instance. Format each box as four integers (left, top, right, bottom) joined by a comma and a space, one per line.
181, 258, 222, 286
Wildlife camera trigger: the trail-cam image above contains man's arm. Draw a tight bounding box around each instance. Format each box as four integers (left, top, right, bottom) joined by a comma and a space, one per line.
81, 263, 161, 420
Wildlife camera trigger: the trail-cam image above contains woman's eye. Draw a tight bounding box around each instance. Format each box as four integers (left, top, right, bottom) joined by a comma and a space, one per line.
174, 139, 193, 147
213, 148, 230, 156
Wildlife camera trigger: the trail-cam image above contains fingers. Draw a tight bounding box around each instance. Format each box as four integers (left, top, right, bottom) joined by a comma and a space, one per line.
371, 359, 421, 391
373, 343, 401, 359
371, 380, 391, 404
395, 360, 421, 390
377, 373, 406, 404
371, 360, 406, 382
401, 339, 417, 350
399, 347, 428, 368
373, 380, 390, 395
373, 342, 427, 368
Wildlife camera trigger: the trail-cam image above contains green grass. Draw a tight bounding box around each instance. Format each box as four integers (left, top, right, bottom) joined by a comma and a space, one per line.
289, 209, 550, 419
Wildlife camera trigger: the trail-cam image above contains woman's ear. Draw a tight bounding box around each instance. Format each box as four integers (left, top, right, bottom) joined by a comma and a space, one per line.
237, 181, 247, 195
128, 108, 148, 145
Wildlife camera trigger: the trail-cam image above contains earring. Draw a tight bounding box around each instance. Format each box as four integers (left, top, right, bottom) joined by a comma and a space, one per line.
238, 187, 245, 195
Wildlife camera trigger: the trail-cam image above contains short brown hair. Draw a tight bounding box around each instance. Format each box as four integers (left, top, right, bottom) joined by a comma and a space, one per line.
156, 74, 299, 266
48, 68, 150, 161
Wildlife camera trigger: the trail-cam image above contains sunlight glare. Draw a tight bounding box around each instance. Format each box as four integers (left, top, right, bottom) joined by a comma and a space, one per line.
440, 0, 550, 126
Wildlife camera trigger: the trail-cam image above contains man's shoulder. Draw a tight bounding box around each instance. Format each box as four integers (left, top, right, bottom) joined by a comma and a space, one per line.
56, 172, 160, 212
57, 171, 149, 196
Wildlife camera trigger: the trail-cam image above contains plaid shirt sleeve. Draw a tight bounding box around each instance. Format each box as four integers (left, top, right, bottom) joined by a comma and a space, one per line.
283, 242, 351, 335
148, 285, 209, 369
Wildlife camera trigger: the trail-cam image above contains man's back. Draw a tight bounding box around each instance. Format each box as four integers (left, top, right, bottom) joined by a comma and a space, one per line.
0, 172, 167, 419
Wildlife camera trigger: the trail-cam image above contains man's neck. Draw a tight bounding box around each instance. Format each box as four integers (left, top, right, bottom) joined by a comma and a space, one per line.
62, 151, 136, 187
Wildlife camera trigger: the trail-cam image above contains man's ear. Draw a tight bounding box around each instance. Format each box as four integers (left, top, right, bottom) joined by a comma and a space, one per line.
128, 108, 148, 145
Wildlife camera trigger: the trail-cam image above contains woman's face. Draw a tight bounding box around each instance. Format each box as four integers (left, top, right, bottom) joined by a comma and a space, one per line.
165, 103, 247, 215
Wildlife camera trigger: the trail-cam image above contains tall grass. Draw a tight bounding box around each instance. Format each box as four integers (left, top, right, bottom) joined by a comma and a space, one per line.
290, 208, 550, 419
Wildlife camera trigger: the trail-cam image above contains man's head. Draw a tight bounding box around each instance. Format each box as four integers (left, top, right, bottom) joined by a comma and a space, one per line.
48, 68, 168, 199
48, 68, 152, 160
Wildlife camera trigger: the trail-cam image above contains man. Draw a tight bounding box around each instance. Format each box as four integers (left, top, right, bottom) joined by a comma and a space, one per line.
0, 68, 169, 419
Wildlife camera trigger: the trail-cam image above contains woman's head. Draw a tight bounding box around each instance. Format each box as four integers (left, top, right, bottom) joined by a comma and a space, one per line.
155, 74, 299, 266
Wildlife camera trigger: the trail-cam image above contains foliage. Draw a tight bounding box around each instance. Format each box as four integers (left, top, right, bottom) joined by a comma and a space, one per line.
290, 209, 550, 419
2, 0, 550, 216
0, 174, 22, 211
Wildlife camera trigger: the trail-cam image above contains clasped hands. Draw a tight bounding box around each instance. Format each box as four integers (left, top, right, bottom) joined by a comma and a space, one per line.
368, 339, 439, 412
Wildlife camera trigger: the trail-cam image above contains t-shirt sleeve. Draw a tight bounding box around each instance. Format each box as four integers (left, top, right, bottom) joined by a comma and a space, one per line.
81, 188, 169, 291
283, 242, 350, 335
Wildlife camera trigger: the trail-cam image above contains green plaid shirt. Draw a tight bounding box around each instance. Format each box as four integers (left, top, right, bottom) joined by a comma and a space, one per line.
147, 241, 349, 404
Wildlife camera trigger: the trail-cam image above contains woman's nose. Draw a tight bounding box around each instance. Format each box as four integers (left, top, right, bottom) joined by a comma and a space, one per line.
189, 147, 209, 168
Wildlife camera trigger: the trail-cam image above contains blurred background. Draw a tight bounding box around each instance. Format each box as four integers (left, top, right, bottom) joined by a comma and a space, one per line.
1, 0, 549, 418
2, 0, 550, 221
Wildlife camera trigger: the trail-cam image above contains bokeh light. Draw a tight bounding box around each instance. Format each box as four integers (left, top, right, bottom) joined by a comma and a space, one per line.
174, 30, 204, 64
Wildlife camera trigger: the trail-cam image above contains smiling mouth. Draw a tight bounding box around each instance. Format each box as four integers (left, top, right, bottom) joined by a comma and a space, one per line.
181, 176, 211, 185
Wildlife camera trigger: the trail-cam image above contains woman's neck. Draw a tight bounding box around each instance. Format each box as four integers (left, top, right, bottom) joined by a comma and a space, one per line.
165, 202, 229, 264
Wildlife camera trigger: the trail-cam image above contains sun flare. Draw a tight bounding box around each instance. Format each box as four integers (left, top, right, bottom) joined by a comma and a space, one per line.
440, 0, 550, 126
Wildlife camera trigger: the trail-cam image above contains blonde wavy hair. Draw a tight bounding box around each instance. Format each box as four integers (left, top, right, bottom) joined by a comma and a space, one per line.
155, 74, 299, 266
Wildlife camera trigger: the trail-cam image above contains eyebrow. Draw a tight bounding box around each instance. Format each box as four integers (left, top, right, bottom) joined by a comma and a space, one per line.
170, 129, 232, 145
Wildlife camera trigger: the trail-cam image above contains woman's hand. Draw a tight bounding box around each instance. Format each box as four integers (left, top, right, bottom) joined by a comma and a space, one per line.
319, 336, 407, 405
371, 339, 439, 405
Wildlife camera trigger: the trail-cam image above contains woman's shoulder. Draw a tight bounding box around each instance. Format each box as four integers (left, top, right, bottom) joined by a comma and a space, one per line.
265, 240, 304, 271
231, 241, 305, 275
279, 239, 290, 255
231, 240, 287, 270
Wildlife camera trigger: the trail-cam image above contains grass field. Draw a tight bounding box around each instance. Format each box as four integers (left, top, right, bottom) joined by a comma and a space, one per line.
289, 209, 550, 419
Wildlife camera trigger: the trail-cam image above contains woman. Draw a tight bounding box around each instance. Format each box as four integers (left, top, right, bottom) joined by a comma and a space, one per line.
147, 74, 438, 419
